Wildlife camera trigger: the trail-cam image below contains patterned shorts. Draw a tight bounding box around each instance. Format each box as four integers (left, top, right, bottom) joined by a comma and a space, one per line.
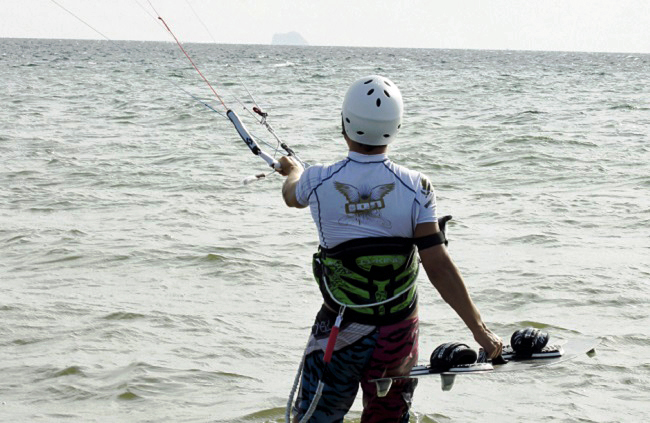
294, 306, 419, 423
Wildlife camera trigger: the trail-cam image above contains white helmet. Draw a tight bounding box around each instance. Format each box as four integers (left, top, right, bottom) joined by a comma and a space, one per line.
341, 75, 403, 146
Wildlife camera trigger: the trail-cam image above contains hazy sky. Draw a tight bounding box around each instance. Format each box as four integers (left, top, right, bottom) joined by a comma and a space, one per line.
1, 0, 649, 53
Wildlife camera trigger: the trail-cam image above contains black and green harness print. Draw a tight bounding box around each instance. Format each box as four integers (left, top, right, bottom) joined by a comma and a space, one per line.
313, 237, 419, 326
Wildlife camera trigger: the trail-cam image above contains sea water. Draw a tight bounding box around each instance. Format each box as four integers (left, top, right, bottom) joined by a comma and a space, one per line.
1, 38, 649, 422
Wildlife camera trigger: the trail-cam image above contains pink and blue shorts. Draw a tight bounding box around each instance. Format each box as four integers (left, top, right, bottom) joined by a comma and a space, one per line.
294, 306, 419, 422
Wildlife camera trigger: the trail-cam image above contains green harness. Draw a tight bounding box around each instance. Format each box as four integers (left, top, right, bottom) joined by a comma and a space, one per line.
312, 237, 419, 325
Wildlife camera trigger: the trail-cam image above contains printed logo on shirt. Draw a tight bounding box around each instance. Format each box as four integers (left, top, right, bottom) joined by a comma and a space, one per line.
420, 177, 434, 208
335, 181, 395, 227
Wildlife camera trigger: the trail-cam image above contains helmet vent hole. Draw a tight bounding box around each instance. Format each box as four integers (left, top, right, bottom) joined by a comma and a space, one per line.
367, 89, 375, 95
384, 81, 391, 86
384, 90, 390, 97
345, 117, 350, 123
364, 79, 373, 84
356, 131, 365, 135
398, 124, 402, 129
376, 98, 381, 107
383, 134, 390, 138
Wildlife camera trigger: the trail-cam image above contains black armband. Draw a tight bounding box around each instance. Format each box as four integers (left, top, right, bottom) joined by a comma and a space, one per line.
414, 231, 447, 250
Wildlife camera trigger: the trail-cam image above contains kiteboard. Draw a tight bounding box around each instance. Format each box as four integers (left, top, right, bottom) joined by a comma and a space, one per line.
372, 337, 599, 395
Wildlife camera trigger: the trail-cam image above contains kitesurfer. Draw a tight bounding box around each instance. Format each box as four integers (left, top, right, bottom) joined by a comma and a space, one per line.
278, 75, 503, 422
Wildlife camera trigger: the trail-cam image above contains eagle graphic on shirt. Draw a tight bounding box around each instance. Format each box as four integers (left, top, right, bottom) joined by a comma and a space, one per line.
335, 181, 395, 228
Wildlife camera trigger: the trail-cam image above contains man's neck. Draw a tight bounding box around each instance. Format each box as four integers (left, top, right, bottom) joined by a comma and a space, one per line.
345, 137, 388, 155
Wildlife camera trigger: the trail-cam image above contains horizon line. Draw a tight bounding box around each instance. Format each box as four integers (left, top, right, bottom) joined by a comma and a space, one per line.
2, 36, 649, 56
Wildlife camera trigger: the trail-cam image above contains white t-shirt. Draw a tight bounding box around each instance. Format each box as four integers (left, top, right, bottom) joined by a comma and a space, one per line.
296, 151, 438, 249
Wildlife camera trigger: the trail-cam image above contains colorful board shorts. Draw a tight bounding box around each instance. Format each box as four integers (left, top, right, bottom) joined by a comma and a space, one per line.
293, 305, 419, 423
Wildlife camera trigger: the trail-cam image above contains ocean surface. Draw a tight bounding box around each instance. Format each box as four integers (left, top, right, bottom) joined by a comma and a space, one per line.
1, 38, 649, 422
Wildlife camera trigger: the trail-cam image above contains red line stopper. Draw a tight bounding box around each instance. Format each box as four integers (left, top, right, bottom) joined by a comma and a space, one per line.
253, 106, 268, 118
323, 315, 343, 363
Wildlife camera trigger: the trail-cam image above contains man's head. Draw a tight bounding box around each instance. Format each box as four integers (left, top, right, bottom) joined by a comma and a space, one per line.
341, 75, 404, 150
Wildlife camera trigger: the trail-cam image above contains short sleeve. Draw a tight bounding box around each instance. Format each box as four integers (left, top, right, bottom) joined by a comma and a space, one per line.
415, 174, 437, 224
295, 164, 324, 206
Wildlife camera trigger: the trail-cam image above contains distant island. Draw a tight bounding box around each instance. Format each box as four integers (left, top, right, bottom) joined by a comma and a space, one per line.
271, 32, 309, 46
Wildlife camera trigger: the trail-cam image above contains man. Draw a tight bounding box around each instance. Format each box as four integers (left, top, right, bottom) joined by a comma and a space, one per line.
278, 75, 502, 422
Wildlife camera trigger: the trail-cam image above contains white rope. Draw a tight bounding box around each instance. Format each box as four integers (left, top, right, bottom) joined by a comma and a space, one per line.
286, 335, 310, 423
285, 340, 326, 423
298, 381, 324, 423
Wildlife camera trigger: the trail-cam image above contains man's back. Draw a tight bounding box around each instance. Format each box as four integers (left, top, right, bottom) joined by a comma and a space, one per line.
296, 151, 437, 249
